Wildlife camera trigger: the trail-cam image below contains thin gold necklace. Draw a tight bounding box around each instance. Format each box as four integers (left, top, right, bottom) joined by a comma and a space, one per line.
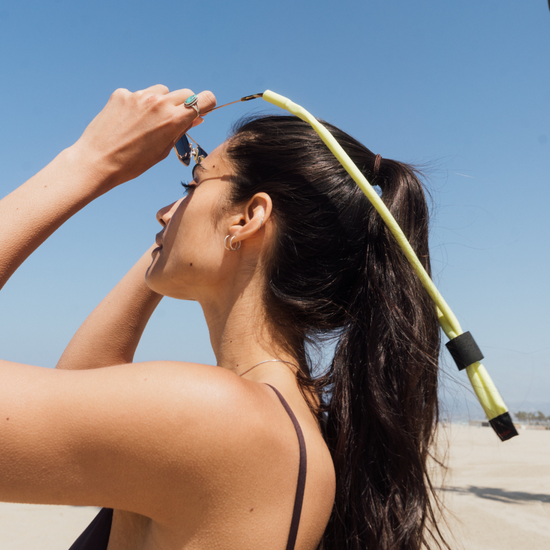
238, 359, 298, 377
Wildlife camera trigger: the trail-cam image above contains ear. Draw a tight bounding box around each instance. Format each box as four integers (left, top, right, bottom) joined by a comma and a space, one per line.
227, 193, 272, 244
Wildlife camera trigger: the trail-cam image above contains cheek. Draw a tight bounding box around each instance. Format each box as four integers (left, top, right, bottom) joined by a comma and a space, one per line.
145, 188, 231, 297
145, 227, 227, 299
145, 252, 195, 299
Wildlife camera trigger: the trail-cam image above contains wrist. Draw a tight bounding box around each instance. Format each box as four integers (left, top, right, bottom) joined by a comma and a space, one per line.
62, 142, 119, 196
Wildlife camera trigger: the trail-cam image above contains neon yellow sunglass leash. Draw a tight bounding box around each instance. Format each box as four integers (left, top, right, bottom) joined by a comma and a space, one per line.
178, 91, 518, 442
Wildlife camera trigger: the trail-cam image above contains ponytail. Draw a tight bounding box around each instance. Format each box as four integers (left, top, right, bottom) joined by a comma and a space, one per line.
321, 159, 443, 550
226, 116, 447, 550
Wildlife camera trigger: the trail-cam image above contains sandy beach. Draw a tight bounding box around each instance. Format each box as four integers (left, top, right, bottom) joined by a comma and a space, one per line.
0, 424, 548, 549
436, 424, 550, 550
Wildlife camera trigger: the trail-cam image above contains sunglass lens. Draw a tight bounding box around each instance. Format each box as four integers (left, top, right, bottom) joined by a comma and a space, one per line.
195, 146, 208, 164
175, 135, 192, 166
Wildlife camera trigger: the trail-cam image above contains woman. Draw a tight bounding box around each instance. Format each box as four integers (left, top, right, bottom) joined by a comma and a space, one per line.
0, 85, 445, 550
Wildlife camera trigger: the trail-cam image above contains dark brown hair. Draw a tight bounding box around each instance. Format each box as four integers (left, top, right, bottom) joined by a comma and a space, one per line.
226, 115, 446, 550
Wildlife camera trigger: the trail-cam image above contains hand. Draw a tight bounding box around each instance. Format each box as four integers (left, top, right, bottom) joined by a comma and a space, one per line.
71, 85, 216, 189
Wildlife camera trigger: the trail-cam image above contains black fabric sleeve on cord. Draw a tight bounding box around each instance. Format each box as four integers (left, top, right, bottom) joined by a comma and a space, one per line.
489, 412, 519, 441
445, 331, 484, 371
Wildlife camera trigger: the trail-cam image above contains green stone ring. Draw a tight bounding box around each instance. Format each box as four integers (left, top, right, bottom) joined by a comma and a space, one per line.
184, 94, 200, 116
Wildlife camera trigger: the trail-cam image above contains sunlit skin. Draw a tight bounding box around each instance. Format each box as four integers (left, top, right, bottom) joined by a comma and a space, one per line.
0, 85, 335, 550
147, 143, 240, 303
146, 141, 286, 370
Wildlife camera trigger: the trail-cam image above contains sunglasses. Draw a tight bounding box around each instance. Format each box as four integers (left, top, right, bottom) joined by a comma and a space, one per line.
174, 93, 264, 166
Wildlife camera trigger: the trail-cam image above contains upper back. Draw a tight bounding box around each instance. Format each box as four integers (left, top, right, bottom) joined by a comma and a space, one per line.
109, 363, 336, 550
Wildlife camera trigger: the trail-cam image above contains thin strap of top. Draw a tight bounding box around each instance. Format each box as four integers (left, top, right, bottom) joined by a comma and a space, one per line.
265, 383, 308, 550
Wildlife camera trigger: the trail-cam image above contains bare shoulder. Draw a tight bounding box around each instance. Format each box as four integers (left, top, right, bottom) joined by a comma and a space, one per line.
130, 363, 335, 544
66, 360, 280, 472
0, 360, 273, 517
100, 361, 337, 540
1, 359, 335, 544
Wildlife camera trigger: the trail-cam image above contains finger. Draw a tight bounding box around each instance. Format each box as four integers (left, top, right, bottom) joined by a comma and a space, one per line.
171, 91, 217, 136
167, 88, 196, 105
190, 117, 204, 128
195, 90, 217, 116
136, 84, 170, 96
170, 89, 217, 115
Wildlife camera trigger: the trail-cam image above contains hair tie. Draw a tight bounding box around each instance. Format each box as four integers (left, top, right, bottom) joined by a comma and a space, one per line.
373, 154, 382, 176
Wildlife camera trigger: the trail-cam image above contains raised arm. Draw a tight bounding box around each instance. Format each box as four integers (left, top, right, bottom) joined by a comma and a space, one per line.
0, 85, 215, 291
56, 247, 162, 370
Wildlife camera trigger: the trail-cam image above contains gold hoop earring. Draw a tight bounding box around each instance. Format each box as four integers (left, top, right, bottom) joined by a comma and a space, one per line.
224, 235, 241, 251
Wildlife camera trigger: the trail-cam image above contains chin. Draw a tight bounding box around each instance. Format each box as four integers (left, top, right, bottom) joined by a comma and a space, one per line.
145, 273, 195, 301
144, 267, 165, 296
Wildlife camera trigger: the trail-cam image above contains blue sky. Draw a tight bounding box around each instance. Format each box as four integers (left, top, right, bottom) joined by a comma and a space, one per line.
1, 0, 549, 418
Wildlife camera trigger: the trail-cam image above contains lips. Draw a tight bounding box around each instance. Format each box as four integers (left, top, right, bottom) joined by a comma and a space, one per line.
153, 230, 165, 252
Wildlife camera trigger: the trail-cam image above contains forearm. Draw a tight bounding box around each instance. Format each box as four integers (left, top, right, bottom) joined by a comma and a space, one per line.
0, 87, 215, 291
56, 248, 163, 370
0, 146, 112, 290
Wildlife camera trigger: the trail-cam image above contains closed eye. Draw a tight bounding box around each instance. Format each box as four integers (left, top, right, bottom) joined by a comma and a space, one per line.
181, 181, 196, 196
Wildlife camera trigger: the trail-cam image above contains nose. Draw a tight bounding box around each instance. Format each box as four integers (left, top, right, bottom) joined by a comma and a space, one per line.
156, 200, 181, 227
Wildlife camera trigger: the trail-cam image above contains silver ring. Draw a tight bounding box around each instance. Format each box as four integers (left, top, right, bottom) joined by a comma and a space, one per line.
184, 94, 200, 117
230, 236, 241, 250
224, 235, 241, 251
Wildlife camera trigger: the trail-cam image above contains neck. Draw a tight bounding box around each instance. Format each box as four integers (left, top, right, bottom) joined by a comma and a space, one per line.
199, 266, 296, 376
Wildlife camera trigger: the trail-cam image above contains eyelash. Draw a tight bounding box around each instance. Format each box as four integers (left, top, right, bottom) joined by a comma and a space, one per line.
181, 181, 196, 195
